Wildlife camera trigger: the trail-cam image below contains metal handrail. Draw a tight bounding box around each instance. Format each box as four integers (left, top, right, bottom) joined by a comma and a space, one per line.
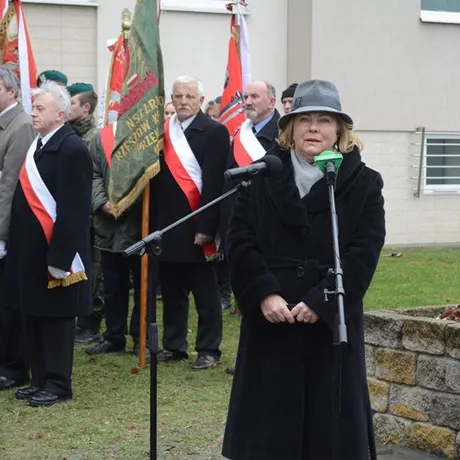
411, 176, 460, 180
414, 127, 426, 198
412, 154, 460, 157
412, 142, 460, 147
411, 165, 460, 169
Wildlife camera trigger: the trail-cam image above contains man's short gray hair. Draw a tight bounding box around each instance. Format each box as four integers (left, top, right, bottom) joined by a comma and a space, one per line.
172, 75, 204, 97
265, 82, 276, 99
0, 66, 20, 99
32, 81, 71, 118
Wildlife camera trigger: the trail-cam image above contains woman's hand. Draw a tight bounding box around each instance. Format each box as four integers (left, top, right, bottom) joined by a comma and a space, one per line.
260, 294, 295, 324
290, 301, 319, 324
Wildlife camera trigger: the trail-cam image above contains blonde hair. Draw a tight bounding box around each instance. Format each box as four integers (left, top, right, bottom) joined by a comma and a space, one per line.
277, 114, 363, 153
204, 100, 217, 115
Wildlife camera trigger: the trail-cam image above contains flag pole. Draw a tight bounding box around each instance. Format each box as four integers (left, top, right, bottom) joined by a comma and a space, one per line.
120, 10, 148, 369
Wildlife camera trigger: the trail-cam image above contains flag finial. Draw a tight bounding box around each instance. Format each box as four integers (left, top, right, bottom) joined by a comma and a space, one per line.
226, 0, 248, 14
121, 8, 132, 39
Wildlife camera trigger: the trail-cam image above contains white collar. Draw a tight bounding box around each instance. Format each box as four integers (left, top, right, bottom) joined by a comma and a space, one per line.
178, 113, 198, 132
39, 124, 65, 147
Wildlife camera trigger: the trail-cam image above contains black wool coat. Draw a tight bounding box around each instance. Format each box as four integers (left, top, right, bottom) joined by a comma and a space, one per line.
5, 124, 93, 318
222, 145, 385, 460
220, 110, 280, 250
152, 110, 230, 263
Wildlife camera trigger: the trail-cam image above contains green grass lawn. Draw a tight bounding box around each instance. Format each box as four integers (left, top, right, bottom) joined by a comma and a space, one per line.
1, 248, 459, 459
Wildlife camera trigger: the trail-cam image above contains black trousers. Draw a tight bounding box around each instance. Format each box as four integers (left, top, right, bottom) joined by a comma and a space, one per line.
159, 261, 222, 359
0, 258, 28, 382
215, 257, 232, 297
0, 309, 29, 382
101, 251, 141, 347
77, 230, 105, 333
25, 316, 75, 396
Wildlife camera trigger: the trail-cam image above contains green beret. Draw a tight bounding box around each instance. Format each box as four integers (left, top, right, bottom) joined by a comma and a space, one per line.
67, 82, 94, 97
36, 70, 68, 87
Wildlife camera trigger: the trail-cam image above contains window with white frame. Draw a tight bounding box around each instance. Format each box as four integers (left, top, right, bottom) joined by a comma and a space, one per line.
23, 0, 98, 6
161, 0, 248, 14
424, 133, 460, 192
420, 0, 460, 24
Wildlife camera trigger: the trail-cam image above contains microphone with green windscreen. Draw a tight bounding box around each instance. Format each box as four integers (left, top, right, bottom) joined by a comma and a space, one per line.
314, 150, 343, 186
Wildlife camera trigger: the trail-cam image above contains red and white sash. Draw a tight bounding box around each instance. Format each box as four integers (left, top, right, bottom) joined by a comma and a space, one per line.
232, 119, 266, 167
19, 137, 87, 289
163, 115, 219, 261
100, 121, 117, 169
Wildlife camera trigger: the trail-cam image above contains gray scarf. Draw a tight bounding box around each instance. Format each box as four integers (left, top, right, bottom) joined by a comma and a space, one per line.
290, 149, 324, 198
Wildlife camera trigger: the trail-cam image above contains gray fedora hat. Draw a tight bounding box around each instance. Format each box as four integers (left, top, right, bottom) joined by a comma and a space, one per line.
278, 79, 353, 130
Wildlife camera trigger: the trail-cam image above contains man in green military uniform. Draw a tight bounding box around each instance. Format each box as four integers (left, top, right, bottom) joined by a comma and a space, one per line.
66, 82, 104, 344
67, 83, 98, 147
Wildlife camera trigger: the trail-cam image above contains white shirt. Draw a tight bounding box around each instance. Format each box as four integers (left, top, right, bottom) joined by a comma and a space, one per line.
0, 102, 18, 118
39, 124, 65, 147
179, 114, 198, 132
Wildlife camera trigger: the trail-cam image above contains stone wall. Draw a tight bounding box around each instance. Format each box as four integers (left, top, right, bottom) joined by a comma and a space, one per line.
364, 309, 460, 459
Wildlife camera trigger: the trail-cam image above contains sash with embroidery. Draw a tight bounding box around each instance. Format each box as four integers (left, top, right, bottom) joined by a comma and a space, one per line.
163, 114, 219, 261
18, 137, 87, 289
100, 122, 117, 169
232, 119, 266, 167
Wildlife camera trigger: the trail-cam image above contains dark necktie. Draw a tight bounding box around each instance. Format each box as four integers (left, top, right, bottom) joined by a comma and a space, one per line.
252, 126, 257, 135
34, 138, 43, 160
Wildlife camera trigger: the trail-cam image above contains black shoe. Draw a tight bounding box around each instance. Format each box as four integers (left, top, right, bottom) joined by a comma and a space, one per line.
15, 386, 41, 400
157, 349, 188, 363
28, 390, 71, 407
220, 289, 233, 310
75, 329, 101, 345
0, 376, 27, 391
191, 354, 221, 370
133, 344, 151, 363
156, 286, 162, 301
225, 367, 235, 376
221, 297, 233, 310
85, 340, 125, 355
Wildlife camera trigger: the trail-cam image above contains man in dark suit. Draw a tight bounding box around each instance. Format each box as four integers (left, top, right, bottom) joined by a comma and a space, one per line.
5, 82, 93, 406
153, 75, 229, 370
0, 66, 35, 391
220, 80, 280, 375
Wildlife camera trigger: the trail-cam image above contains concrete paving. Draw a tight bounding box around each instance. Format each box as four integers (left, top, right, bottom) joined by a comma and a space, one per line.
377, 445, 443, 460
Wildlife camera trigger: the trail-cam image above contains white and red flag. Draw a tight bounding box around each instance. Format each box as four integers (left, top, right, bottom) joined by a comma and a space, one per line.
0, 0, 37, 113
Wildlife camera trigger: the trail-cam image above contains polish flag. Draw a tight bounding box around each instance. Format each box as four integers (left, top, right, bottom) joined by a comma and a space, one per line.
0, 0, 37, 114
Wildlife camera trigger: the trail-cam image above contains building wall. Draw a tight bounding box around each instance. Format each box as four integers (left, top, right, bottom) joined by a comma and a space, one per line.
308, 0, 460, 132
359, 131, 460, 246
97, 0, 288, 106
297, 0, 460, 246
25, 3, 98, 86
22, 0, 460, 246
286, 0, 312, 84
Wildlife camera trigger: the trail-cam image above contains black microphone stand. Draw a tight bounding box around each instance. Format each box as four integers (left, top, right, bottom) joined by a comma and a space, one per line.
123, 179, 252, 460
322, 162, 348, 460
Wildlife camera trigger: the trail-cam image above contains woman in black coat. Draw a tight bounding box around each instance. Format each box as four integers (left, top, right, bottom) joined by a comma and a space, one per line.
222, 79, 385, 460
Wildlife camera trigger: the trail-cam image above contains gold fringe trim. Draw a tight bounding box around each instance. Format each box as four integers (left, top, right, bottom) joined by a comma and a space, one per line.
47, 271, 88, 290
110, 160, 161, 219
